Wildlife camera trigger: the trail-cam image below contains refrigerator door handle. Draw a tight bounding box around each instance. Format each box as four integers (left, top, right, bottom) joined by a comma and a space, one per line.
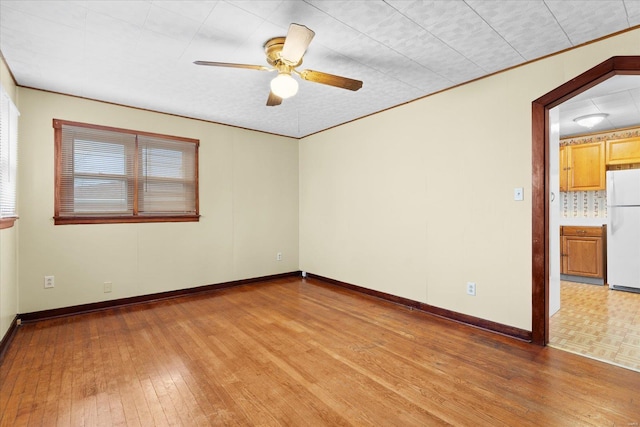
608, 172, 616, 206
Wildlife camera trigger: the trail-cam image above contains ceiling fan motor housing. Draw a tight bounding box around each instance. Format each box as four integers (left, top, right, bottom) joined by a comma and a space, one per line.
264, 37, 302, 68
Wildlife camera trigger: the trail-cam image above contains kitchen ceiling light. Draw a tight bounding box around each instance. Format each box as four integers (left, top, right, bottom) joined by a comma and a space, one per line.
574, 113, 608, 128
270, 73, 298, 99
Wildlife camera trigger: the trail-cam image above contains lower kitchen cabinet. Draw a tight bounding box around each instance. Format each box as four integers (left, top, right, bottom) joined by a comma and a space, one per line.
561, 225, 606, 279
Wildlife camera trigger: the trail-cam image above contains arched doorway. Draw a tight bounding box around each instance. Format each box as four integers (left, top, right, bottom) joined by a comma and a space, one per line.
531, 56, 640, 345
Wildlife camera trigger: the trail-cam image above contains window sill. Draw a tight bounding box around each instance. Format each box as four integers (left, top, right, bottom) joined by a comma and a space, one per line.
0, 217, 18, 229
54, 215, 200, 225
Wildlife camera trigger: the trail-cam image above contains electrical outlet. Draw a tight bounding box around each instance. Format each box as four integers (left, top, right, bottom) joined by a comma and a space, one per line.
276, 252, 282, 261
44, 276, 55, 289
104, 281, 112, 293
466, 282, 476, 296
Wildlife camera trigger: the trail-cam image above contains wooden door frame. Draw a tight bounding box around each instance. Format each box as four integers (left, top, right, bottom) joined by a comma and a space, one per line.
531, 56, 640, 345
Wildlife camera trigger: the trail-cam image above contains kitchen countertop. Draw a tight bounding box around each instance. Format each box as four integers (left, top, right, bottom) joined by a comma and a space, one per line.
558, 218, 606, 227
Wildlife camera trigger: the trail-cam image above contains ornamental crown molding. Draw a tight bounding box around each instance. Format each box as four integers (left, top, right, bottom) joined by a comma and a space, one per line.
560, 126, 640, 147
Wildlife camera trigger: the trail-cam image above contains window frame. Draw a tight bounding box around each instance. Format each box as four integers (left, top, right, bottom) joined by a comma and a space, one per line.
53, 119, 199, 225
0, 218, 16, 229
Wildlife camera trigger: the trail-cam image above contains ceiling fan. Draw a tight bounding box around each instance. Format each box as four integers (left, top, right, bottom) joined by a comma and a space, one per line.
194, 23, 363, 106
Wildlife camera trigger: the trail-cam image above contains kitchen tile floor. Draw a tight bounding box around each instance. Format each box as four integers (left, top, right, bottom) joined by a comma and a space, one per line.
549, 280, 640, 372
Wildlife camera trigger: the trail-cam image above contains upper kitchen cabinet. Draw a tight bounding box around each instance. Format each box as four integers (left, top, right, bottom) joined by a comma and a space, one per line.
559, 146, 568, 191
606, 136, 640, 165
560, 141, 606, 191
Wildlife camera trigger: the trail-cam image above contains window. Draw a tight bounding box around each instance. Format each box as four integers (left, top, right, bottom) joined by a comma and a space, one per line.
53, 119, 199, 225
0, 84, 19, 229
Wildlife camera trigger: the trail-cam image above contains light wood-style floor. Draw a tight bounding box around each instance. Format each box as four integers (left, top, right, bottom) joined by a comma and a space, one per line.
2, 277, 639, 426
550, 280, 640, 372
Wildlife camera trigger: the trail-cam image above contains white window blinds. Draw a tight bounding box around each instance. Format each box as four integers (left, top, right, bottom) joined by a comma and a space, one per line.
138, 135, 197, 215
54, 120, 198, 223
60, 125, 136, 215
0, 84, 19, 219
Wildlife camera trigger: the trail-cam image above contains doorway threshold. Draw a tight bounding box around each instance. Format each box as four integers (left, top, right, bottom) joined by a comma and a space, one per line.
548, 343, 640, 373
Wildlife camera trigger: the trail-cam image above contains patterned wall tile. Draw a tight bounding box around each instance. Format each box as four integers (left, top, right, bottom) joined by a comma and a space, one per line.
560, 190, 607, 219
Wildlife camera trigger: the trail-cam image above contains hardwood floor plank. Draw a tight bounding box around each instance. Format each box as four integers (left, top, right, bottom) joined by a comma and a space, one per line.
13, 324, 47, 427
2, 277, 639, 426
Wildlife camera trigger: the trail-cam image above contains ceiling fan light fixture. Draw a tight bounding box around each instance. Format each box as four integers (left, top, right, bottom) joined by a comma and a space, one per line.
574, 113, 608, 128
270, 72, 298, 99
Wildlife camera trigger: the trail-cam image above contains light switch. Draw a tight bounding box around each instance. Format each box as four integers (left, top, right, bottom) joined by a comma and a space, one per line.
514, 187, 524, 201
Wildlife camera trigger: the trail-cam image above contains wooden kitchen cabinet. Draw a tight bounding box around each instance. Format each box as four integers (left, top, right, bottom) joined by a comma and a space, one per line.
559, 146, 568, 191
560, 225, 606, 279
559, 141, 606, 191
606, 136, 640, 165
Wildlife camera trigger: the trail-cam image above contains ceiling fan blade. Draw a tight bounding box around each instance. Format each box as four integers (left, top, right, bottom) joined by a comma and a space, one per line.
193, 61, 271, 71
297, 69, 363, 91
267, 91, 282, 107
280, 24, 315, 65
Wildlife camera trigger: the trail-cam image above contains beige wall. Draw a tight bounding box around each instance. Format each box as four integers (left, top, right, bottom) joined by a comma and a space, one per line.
0, 56, 16, 99
0, 55, 18, 338
299, 29, 640, 331
0, 225, 18, 339
17, 89, 298, 313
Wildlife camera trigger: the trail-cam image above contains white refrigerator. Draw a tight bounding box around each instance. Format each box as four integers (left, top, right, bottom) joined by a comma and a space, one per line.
607, 169, 640, 291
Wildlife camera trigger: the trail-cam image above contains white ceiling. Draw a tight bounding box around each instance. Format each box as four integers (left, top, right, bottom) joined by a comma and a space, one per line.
1, 0, 639, 138
558, 75, 640, 137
